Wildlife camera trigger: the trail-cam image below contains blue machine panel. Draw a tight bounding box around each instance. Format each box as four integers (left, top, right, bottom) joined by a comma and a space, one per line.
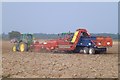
77, 36, 96, 47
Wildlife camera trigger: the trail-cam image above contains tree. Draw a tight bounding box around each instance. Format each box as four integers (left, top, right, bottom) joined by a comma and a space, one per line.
8, 31, 21, 39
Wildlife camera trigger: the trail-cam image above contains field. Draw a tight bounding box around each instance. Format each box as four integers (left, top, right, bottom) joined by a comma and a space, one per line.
2, 40, 118, 78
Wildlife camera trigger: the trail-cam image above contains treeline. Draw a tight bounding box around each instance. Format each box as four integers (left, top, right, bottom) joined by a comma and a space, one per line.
1, 31, 119, 40
34, 33, 119, 40
34, 33, 59, 39
1, 31, 21, 40
90, 33, 118, 40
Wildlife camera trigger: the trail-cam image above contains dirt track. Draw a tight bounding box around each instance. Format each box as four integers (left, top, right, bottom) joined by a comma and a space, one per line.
2, 40, 118, 78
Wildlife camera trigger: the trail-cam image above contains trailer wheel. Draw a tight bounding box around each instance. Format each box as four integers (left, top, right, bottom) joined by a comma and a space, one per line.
89, 48, 95, 54
83, 47, 89, 54
73, 47, 80, 53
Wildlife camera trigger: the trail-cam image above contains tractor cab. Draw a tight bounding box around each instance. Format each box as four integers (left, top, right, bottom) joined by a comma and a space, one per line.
20, 34, 33, 43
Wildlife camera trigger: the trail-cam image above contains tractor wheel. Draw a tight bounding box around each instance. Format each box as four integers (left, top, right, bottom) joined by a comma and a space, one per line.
83, 47, 89, 54
89, 48, 95, 54
12, 45, 17, 52
19, 42, 28, 52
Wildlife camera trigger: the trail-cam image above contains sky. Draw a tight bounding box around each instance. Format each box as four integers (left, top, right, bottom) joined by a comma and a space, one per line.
2, 2, 118, 34
1, 0, 119, 2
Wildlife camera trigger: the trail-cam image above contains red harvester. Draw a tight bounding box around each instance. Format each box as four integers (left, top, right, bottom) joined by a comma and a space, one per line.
31, 28, 112, 54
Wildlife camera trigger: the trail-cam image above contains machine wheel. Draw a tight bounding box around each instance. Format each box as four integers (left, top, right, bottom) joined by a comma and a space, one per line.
12, 45, 17, 52
83, 47, 89, 54
102, 48, 107, 54
89, 48, 95, 54
73, 47, 80, 53
19, 42, 28, 52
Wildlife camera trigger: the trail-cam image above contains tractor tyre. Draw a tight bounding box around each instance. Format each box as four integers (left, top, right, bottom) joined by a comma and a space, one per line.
83, 47, 89, 54
89, 48, 95, 54
12, 44, 17, 52
19, 42, 28, 52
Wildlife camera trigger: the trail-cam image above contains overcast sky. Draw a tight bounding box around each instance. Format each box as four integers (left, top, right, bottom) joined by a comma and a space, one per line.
2, 2, 118, 34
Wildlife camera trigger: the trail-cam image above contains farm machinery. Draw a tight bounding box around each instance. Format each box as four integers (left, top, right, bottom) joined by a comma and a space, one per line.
12, 34, 34, 52
31, 29, 113, 54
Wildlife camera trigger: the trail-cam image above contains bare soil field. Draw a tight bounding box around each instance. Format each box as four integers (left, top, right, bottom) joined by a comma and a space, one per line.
2, 40, 118, 78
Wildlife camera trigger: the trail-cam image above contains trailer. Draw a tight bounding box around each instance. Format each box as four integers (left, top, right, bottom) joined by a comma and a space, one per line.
31, 29, 112, 54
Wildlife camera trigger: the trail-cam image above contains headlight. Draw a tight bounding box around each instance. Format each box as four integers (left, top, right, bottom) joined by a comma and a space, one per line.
43, 42, 47, 44
107, 42, 110, 45
51, 47, 54, 49
98, 42, 101, 45
88, 43, 91, 45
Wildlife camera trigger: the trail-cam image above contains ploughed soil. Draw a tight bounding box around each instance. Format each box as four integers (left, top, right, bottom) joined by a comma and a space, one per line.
2, 40, 118, 78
